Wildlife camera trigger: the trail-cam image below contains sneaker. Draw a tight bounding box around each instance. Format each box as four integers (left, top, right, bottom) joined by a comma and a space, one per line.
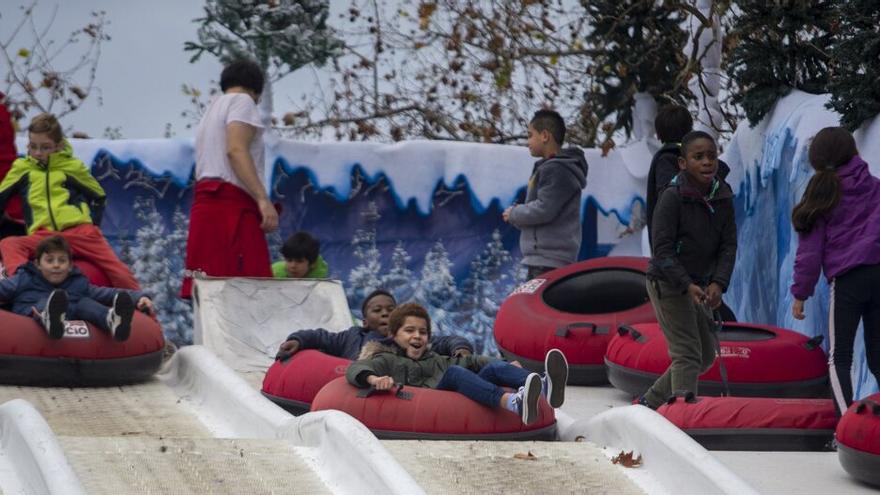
635, 395, 656, 410
511, 373, 542, 425
107, 292, 135, 342
542, 348, 568, 408
42, 289, 68, 340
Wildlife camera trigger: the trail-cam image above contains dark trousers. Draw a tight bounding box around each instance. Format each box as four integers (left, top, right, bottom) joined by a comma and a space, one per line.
30, 296, 111, 332
644, 279, 716, 408
527, 265, 555, 280
828, 263, 880, 416
436, 362, 531, 408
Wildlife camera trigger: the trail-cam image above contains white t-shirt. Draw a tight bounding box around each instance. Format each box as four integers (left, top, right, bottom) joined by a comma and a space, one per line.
194, 93, 265, 191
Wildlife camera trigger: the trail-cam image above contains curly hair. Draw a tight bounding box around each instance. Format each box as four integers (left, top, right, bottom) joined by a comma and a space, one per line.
387, 302, 431, 337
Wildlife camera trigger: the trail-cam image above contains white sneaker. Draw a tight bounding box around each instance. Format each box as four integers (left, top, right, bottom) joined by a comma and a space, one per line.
42, 289, 68, 339
512, 373, 542, 425
107, 292, 134, 341
543, 348, 569, 408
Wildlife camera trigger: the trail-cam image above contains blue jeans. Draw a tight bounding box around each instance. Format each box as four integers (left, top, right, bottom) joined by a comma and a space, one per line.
31, 296, 110, 331
436, 362, 531, 408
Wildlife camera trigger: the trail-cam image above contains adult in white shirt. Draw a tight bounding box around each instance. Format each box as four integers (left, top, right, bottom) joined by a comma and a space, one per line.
181, 59, 279, 298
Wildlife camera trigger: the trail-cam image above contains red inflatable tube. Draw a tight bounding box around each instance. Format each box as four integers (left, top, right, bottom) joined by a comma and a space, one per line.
311, 377, 557, 440
605, 322, 829, 397
656, 396, 837, 451
0, 309, 164, 386
493, 257, 655, 385
262, 350, 350, 415
0, 259, 164, 386
837, 393, 880, 487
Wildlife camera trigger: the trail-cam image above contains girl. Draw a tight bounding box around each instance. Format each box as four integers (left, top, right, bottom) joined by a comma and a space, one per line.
791, 127, 880, 416
0, 113, 139, 289
640, 130, 736, 409
346, 302, 569, 425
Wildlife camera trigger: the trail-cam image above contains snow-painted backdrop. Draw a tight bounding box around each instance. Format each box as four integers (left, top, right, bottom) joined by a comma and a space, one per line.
16, 96, 879, 399
724, 90, 880, 400
33, 137, 647, 350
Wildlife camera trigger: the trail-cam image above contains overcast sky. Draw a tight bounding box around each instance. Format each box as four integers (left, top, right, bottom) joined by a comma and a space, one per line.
2, 0, 326, 139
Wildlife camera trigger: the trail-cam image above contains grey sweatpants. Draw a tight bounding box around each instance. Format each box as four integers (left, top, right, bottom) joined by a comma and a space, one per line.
644, 279, 717, 408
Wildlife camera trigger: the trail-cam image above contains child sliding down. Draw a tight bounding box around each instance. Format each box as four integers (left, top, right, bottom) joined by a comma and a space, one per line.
346, 302, 568, 424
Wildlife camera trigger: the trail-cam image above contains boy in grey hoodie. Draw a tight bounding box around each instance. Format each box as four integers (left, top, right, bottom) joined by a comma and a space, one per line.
503, 110, 588, 279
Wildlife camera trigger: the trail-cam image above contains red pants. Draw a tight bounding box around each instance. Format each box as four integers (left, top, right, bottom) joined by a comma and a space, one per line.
0, 223, 140, 289
180, 179, 271, 298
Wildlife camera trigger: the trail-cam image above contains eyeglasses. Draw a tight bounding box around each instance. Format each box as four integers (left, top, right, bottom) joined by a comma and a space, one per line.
27, 143, 58, 153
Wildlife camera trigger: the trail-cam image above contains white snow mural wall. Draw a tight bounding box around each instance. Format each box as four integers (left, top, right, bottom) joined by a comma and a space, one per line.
13, 92, 879, 397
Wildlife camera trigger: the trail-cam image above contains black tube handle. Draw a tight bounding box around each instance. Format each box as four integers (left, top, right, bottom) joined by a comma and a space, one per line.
357, 383, 412, 400
855, 399, 880, 416
555, 322, 610, 337
803, 335, 825, 350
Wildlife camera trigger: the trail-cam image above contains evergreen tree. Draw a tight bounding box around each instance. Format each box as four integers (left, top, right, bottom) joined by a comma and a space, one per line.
582, 0, 691, 139
348, 201, 382, 310
381, 241, 414, 302
184, 0, 343, 124
826, 1, 880, 130
130, 199, 193, 345
164, 208, 194, 344
727, 0, 837, 126
414, 240, 458, 336
458, 230, 512, 355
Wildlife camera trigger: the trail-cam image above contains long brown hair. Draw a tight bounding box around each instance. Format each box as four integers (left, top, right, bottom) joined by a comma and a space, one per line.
791, 127, 857, 233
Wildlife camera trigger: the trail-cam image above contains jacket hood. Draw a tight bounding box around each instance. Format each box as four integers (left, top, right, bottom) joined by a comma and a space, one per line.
22, 139, 75, 167
357, 340, 399, 360
672, 171, 733, 202
537, 147, 588, 188
838, 155, 874, 195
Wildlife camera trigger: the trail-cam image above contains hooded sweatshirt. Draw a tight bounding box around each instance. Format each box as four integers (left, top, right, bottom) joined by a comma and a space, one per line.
508, 147, 589, 268
791, 155, 880, 300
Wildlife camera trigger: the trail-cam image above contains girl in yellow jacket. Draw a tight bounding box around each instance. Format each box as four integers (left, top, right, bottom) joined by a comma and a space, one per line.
0, 114, 139, 289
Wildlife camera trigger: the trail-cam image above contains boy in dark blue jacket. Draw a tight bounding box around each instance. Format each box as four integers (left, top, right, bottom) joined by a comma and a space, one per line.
0, 236, 153, 341
274, 289, 474, 361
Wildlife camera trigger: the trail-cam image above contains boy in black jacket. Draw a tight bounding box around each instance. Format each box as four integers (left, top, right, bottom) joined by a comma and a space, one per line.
640, 131, 737, 409
646, 105, 731, 250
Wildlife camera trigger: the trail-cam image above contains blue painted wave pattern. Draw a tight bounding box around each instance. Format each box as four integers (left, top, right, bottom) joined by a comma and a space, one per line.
727, 126, 878, 399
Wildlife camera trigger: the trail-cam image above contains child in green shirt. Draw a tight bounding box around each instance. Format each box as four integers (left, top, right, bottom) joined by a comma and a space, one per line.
271, 231, 328, 278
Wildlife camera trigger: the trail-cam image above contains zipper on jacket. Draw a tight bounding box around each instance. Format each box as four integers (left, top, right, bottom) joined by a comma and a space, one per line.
44, 164, 59, 231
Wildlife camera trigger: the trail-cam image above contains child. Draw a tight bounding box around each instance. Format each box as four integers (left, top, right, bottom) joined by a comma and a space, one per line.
346, 302, 569, 424
640, 131, 736, 409
0, 113, 139, 289
0, 236, 153, 341
271, 231, 329, 279
503, 109, 588, 280
646, 105, 732, 250
274, 289, 474, 361
790, 127, 880, 416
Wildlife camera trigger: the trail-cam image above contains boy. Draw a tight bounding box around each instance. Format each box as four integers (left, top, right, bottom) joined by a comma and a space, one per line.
274, 289, 474, 361
0, 113, 139, 289
646, 105, 731, 249
271, 231, 329, 279
640, 131, 736, 409
503, 109, 588, 279
347, 302, 569, 424
0, 236, 153, 341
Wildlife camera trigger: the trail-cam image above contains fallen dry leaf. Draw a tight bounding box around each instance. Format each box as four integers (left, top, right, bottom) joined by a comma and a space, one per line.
513, 451, 537, 461
611, 450, 642, 468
